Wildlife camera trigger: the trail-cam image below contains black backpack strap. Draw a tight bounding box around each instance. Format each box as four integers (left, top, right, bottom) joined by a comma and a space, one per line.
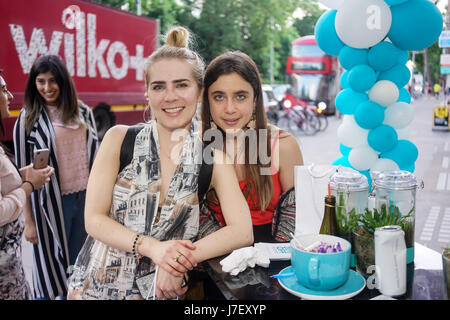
119, 124, 145, 173
197, 143, 213, 203
120, 127, 213, 203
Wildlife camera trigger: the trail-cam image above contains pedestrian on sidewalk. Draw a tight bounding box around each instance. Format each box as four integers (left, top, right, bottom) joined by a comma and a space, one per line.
13, 55, 99, 299
67, 26, 253, 300
0, 70, 54, 300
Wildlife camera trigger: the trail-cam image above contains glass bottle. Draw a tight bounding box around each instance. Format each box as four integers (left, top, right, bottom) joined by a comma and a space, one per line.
320, 195, 337, 235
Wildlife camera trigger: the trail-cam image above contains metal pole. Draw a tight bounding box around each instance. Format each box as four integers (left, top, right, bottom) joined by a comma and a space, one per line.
135, 0, 141, 16
446, 0, 450, 91
269, 16, 274, 84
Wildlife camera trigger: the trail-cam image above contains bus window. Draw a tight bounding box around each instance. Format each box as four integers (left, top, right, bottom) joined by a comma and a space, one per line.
292, 44, 325, 57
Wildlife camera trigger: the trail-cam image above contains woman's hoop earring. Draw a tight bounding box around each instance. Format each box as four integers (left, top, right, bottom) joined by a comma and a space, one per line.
246, 112, 256, 129
143, 105, 152, 123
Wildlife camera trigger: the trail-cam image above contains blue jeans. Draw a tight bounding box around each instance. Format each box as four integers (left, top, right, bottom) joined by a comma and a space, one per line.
62, 190, 87, 267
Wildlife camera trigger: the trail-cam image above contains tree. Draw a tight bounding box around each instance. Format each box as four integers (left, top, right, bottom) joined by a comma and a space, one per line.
293, 0, 325, 37
90, 0, 304, 83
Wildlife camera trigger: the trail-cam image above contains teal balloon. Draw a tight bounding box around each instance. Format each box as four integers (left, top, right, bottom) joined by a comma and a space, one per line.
378, 64, 411, 88
384, 0, 409, 5
340, 70, 349, 89
348, 64, 377, 93
401, 163, 415, 173
335, 88, 369, 114
368, 41, 399, 71
315, 10, 345, 56
359, 170, 372, 188
332, 156, 351, 168
388, 0, 443, 51
397, 49, 409, 65
397, 87, 412, 103
339, 144, 352, 157
368, 124, 398, 153
338, 46, 368, 70
380, 139, 418, 168
354, 101, 385, 129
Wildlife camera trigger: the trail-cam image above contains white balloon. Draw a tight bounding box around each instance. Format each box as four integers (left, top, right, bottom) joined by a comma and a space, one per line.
318, 0, 344, 9
383, 102, 414, 129
370, 158, 400, 172
368, 80, 399, 107
337, 115, 369, 148
396, 126, 410, 140
335, 0, 392, 49
348, 146, 379, 171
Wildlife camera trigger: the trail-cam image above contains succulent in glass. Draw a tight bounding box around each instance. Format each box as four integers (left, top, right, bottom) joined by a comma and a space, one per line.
358, 203, 414, 236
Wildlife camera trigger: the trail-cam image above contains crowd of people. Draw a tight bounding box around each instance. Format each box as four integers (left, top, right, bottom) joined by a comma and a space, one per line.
0, 26, 304, 300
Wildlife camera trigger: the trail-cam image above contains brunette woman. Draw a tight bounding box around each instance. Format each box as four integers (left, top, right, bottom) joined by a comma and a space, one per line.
0, 70, 54, 299
14, 55, 98, 299
201, 51, 304, 243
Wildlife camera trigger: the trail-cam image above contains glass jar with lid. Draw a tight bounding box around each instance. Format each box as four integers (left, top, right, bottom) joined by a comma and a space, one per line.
329, 167, 369, 267
329, 167, 370, 232
372, 170, 422, 264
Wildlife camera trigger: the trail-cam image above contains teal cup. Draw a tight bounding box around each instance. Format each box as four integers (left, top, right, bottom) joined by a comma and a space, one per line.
290, 234, 351, 291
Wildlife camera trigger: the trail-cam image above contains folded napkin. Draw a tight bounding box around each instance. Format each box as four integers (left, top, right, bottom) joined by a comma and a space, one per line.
220, 246, 270, 276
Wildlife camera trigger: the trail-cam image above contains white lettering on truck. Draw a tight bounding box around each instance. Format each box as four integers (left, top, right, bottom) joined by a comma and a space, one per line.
9, 5, 146, 81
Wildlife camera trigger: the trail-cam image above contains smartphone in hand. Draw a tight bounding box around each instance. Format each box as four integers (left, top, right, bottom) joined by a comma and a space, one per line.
33, 149, 50, 169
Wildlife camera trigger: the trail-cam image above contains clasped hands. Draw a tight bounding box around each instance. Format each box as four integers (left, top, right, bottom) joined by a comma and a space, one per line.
145, 238, 197, 299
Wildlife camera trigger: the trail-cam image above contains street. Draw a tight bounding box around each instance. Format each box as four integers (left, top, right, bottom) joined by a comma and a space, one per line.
21, 95, 450, 293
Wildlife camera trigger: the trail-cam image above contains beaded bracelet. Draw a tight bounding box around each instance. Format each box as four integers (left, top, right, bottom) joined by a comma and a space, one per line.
132, 233, 143, 262
22, 180, 35, 192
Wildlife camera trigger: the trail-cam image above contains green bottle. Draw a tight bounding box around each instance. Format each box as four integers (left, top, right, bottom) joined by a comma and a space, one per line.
319, 195, 338, 235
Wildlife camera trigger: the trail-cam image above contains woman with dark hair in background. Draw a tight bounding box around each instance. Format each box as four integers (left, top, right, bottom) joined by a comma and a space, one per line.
0, 69, 54, 299
13, 55, 98, 299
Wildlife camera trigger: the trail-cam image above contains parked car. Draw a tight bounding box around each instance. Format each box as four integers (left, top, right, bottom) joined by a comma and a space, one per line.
262, 84, 281, 124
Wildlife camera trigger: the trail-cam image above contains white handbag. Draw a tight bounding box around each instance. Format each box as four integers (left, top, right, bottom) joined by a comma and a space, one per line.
294, 164, 338, 236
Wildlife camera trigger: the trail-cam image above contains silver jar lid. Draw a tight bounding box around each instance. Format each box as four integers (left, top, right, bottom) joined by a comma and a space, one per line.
373, 170, 418, 190
329, 167, 369, 191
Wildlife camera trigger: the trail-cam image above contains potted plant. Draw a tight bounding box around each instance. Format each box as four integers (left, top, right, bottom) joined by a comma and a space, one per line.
352, 203, 413, 276
443, 247, 450, 300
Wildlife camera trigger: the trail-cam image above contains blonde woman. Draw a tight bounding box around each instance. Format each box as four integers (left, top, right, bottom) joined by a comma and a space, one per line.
67, 27, 252, 300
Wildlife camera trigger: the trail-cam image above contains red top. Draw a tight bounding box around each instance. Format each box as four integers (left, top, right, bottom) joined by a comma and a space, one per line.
207, 171, 282, 226
207, 129, 283, 226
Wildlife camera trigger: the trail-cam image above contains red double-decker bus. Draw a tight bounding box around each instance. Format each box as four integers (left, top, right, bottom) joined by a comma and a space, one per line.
283, 35, 340, 115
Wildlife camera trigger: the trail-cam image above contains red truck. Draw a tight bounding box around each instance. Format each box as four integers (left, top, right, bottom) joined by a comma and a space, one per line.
0, 0, 159, 142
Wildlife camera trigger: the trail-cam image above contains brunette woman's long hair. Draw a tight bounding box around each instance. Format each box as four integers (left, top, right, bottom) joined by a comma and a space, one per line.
0, 69, 15, 159
201, 51, 273, 211
23, 54, 83, 134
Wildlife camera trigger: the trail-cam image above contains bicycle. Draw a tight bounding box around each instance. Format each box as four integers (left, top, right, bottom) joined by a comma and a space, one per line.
308, 104, 328, 132
276, 102, 320, 135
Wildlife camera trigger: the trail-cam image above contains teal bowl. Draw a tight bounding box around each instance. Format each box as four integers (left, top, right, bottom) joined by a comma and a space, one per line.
290, 234, 351, 291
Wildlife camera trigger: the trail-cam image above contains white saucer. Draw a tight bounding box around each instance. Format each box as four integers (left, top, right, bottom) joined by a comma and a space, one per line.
277, 266, 366, 300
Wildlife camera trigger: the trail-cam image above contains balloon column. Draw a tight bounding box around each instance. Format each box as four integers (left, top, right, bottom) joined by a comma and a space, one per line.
315, 0, 443, 185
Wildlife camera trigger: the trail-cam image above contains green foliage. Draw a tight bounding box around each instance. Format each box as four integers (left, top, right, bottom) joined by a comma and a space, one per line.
293, 0, 325, 37
359, 204, 414, 235
414, 41, 442, 86
89, 0, 327, 83
335, 192, 360, 235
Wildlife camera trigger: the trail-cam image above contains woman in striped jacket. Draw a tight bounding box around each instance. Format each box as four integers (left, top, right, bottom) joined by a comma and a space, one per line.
13, 55, 99, 299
